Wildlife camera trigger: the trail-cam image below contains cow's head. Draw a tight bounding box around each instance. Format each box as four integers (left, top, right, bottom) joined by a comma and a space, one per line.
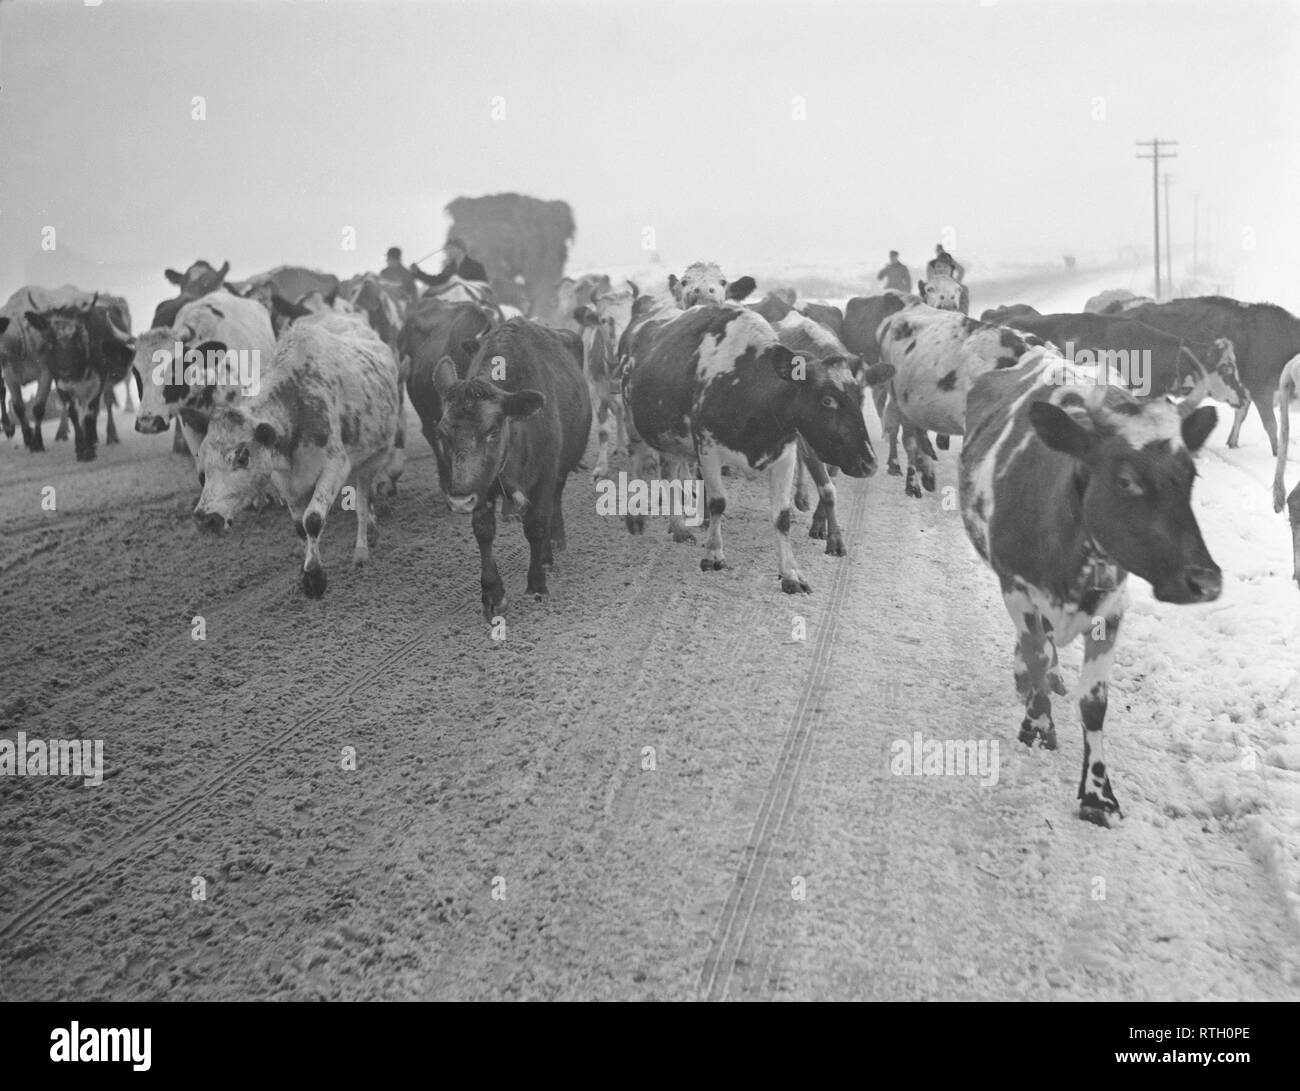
184, 405, 277, 531
24, 301, 93, 381
428, 358, 544, 514
918, 275, 963, 312
773, 346, 893, 478
575, 286, 637, 362
1028, 387, 1221, 604
671, 262, 756, 307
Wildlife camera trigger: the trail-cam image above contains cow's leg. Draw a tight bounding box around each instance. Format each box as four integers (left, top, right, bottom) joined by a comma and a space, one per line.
802, 446, 844, 556
351, 466, 377, 566
624, 420, 657, 535
103, 386, 119, 445
524, 487, 555, 599
697, 446, 728, 571
769, 445, 811, 593
875, 385, 901, 476
1273, 379, 1292, 515
299, 455, 352, 598
473, 498, 506, 619
17, 371, 52, 452
1006, 594, 1058, 751
54, 394, 70, 441
793, 446, 813, 511
1225, 395, 1253, 448
77, 389, 101, 462
1078, 613, 1124, 826
901, 422, 933, 499
549, 474, 568, 557
1252, 390, 1281, 458
173, 418, 190, 454
1287, 485, 1300, 589
591, 389, 613, 482
613, 395, 628, 458
0, 384, 11, 438
661, 455, 696, 544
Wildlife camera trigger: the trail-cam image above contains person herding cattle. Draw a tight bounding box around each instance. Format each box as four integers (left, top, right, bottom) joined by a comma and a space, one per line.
876, 250, 912, 293
411, 238, 489, 292
379, 247, 417, 303
927, 243, 964, 282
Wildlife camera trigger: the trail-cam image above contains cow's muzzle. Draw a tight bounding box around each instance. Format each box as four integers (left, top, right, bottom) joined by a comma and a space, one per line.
193, 509, 231, 534
445, 493, 477, 514
1153, 565, 1222, 604
135, 414, 170, 435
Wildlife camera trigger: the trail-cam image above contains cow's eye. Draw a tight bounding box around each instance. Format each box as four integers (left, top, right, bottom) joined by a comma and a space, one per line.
1115, 467, 1145, 497
821, 395, 837, 409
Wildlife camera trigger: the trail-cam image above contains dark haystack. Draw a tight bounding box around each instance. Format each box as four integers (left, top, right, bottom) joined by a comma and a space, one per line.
445, 194, 576, 320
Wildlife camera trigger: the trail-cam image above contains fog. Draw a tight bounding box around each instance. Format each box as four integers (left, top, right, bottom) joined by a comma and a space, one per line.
1, 0, 1297, 319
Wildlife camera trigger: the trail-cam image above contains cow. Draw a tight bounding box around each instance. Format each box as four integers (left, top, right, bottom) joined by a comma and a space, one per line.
622, 304, 891, 592
425, 318, 591, 619
230, 267, 342, 335
1127, 297, 1300, 454
554, 273, 614, 331
979, 303, 1040, 324
1272, 353, 1300, 588
185, 323, 401, 597
18, 294, 136, 461
747, 288, 797, 325
667, 262, 757, 308
917, 273, 968, 314
153, 260, 231, 329
1, 285, 85, 452
127, 289, 277, 462
340, 274, 407, 360
959, 354, 1221, 826
402, 298, 500, 455
874, 293, 1047, 498
1001, 311, 1245, 408
574, 283, 638, 480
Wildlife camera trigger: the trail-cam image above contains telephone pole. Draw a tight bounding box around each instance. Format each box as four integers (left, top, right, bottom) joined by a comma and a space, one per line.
1162, 172, 1175, 294
1136, 138, 1177, 298
1192, 191, 1200, 276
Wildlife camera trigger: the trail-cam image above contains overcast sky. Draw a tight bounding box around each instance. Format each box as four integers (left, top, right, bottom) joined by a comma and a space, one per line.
1, 0, 1297, 305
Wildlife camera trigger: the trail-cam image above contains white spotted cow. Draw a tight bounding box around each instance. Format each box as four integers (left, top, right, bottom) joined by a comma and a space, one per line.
622, 303, 892, 592
574, 282, 638, 480
917, 272, 968, 314
185, 323, 402, 598
875, 294, 1046, 498
667, 262, 757, 308
960, 356, 1220, 825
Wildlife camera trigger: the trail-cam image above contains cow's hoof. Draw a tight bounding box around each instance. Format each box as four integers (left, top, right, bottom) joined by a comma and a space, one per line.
700, 557, 725, 572
481, 591, 507, 620
55, 430, 69, 442
793, 491, 812, 512
352, 548, 369, 568
1049, 670, 1067, 696
1078, 800, 1120, 828
887, 462, 901, 477
921, 470, 936, 493
591, 466, 609, 483
1017, 719, 1058, 749
106, 434, 119, 446
935, 434, 950, 451
670, 528, 696, 544
824, 535, 846, 557
905, 482, 922, 499
780, 575, 813, 595
626, 515, 646, 535
295, 521, 307, 540
301, 565, 327, 598
75, 449, 96, 463
373, 479, 397, 499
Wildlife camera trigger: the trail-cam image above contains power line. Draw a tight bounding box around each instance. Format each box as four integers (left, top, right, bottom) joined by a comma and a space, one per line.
1136, 139, 1178, 298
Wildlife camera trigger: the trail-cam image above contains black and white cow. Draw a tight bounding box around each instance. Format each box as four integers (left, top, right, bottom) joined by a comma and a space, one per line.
186, 323, 402, 598
574, 282, 638, 480
959, 355, 1220, 826
874, 294, 1046, 498
667, 262, 757, 308
622, 304, 891, 592
426, 318, 591, 619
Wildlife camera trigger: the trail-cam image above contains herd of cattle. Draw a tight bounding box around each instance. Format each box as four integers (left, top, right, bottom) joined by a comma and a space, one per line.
3, 257, 1299, 826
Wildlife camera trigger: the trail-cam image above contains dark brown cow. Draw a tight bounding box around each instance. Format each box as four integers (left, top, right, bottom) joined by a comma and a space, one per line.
960, 356, 1220, 826
1128, 296, 1300, 453
402, 299, 499, 454
427, 318, 591, 619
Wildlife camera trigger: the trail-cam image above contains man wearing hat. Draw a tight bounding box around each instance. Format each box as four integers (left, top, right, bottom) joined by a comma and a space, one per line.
412, 237, 488, 289
876, 250, 912, 293
379, 246, 417, 300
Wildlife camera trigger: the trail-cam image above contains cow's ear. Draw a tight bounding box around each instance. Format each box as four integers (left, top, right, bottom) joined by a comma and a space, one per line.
252, 421, 279, 447
1028, 400, 1094, 460
727, 276, 757, 301
768, 344, 805, 382
860, 363, 895, 387
165, 268, 185, 285
1181, 405, 1218, 452
271, 294, 310, 320
178, 406, 209, 435
131, 366, 144, 399
24, 311, 50, 332
574, 305, 598, 327
431, 355, 458, 395
503, 390, 545, 419
0, 317, 9, 335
